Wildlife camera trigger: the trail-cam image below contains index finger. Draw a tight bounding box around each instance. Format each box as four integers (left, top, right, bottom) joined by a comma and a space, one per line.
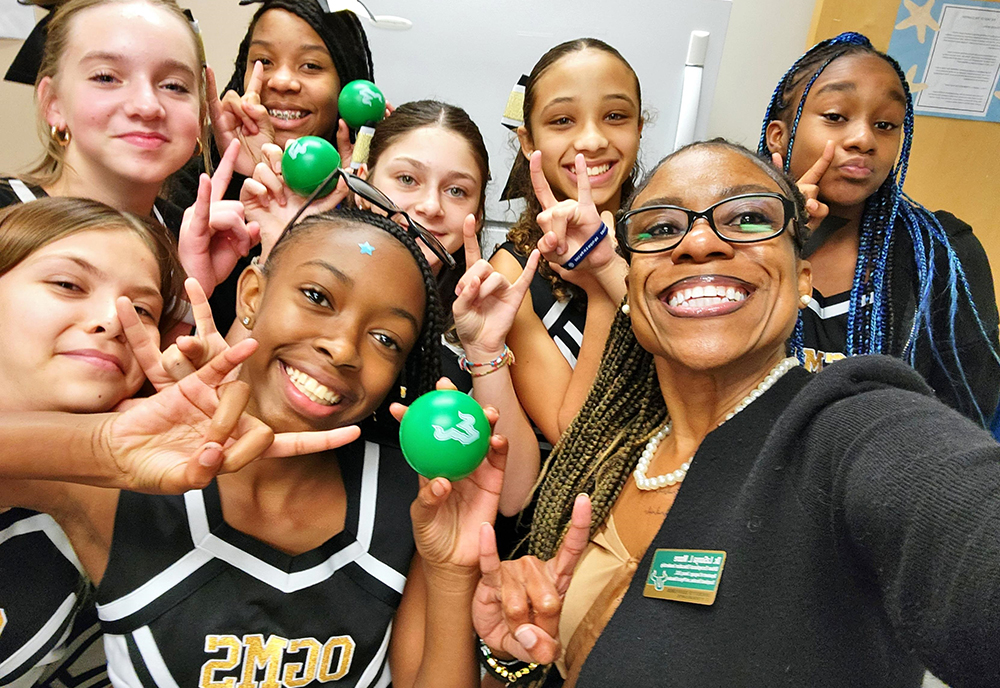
246, 60, 264, 97
462, 213, 481, 266
511, 249, 541, 303
116, 296, 168, 386
478, 522, 503, 589
799, 140, 834, 185
205, 64, 224, 125
183, 277, 218, 337
574, 154, 593, 207
212, 140, 240, 201
549, 493, 591, 594
529, 150, 557, 209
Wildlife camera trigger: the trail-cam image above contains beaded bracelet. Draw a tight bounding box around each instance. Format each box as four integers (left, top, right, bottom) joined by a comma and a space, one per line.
477, 637, 542, 685
458, 345, 515, 377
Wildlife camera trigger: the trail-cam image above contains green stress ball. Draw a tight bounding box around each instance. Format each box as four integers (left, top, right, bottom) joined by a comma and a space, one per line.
281, 136, 341, 197
338, 80, 386, 129
399, 390, 491, 481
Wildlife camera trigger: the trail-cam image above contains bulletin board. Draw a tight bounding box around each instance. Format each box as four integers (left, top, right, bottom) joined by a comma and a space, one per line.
808, 0, 1000, 303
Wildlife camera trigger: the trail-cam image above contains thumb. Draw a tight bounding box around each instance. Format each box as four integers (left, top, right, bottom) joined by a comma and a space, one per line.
410, 477, 452, 527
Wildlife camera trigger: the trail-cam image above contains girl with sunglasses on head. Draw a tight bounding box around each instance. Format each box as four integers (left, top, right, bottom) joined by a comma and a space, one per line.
1, 204, 505, 687
0, 0, 258, 310
240, 100, 542, 517
760, 32, 1000, 427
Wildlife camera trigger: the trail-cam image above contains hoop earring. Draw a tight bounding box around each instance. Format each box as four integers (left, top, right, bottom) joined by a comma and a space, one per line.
193, 138, 203, 157
50, 125, 70, 147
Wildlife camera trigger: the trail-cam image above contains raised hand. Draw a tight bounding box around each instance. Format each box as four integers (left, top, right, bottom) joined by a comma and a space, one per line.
241, 142, 349, 262
390, 379, 507, 573
102, 337, 361, 494
177, 139, 261, 297
473, 494, 592, 664
453, 214, 540, 358
119, 279, 231, 391
772, 139, 833, 231
531, 152, 619, 284
206, 61, 276, 176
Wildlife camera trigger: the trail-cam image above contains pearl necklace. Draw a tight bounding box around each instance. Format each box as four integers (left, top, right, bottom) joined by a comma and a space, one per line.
633, 357, 800, 491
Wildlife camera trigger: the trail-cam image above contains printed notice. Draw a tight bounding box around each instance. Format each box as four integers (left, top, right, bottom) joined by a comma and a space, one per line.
889, 0, 1000, 122
643, 549, 727, 605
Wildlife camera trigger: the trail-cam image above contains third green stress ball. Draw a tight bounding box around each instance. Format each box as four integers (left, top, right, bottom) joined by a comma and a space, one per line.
281, 136, 341, 197
338, 80, 387, 129
398, 390, 490, 481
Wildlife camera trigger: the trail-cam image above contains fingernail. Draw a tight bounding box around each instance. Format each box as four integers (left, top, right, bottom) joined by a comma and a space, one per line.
514, 627, 537, 649
198, 443, 222, 467
431, 480, 446, 497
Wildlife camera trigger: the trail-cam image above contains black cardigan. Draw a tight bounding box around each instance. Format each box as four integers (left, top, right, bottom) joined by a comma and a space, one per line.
577, 356, 1000, 688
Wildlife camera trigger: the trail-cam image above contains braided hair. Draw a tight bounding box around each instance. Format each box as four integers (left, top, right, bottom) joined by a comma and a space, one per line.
759, 31, 999, 425
529, 139, 809, 560
265, 209, 443, 401
226, 0, 375, 143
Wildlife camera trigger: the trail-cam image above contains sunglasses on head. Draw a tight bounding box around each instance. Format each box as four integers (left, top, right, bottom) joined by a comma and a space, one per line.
279, 167, 457, 270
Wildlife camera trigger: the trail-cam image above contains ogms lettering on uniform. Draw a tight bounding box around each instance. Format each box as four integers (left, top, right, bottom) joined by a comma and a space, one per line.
199, 634, 356, 687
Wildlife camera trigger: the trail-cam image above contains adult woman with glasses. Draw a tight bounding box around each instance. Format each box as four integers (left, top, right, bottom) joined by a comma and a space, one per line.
471, 140, 1000, 688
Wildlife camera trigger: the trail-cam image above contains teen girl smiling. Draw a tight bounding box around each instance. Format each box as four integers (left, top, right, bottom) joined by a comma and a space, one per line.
493, 38, 639, 449
0, 197, 184, 685
0, 207, 505, 688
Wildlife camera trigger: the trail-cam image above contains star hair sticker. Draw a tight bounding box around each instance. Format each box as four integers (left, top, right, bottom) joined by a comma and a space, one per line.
359, 241, 375, 255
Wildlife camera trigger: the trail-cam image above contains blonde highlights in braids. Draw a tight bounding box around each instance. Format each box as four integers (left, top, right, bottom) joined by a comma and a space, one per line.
528, 306, 667, 559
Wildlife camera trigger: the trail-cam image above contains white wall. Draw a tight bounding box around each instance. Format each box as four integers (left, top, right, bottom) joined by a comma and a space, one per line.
706, 0, 816, 146
0, 0, 813, 177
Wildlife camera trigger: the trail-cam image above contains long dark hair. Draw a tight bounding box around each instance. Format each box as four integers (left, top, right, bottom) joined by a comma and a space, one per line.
506, 38, 642, 302
759, 31, 999, 425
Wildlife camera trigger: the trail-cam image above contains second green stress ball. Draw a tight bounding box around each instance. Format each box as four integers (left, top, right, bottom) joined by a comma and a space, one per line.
337, 80, 387, 129
281, 136, 341, 197
398, 390, 491, 481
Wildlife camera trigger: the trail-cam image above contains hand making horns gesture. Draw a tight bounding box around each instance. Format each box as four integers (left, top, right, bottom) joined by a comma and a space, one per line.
453, 214, 540, 358
177, 139, 261, 298
207, 61, 276, 177
473, 493, 592, 665
103, 330, 360, 494
530, 151, 619, 284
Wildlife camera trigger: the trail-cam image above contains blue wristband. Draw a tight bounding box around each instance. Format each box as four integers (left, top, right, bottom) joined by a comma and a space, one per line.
561, 221, 608, 270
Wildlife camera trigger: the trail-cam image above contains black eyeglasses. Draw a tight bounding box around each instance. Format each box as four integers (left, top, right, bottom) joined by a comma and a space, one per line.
617, 193, 796, 254
281, 167, 457, 270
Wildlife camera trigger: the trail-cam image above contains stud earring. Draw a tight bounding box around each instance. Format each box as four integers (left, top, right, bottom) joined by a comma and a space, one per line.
241, 315, 254, 328
621, 301, 631, 316
799, 294, 811, 307
399, 385, 407, 399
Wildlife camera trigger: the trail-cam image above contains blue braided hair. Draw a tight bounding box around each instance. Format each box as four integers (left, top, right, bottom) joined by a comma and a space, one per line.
758, 32, 999, 425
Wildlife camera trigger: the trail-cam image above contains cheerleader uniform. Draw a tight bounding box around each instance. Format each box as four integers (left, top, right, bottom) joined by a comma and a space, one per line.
95, 439, 417, 688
